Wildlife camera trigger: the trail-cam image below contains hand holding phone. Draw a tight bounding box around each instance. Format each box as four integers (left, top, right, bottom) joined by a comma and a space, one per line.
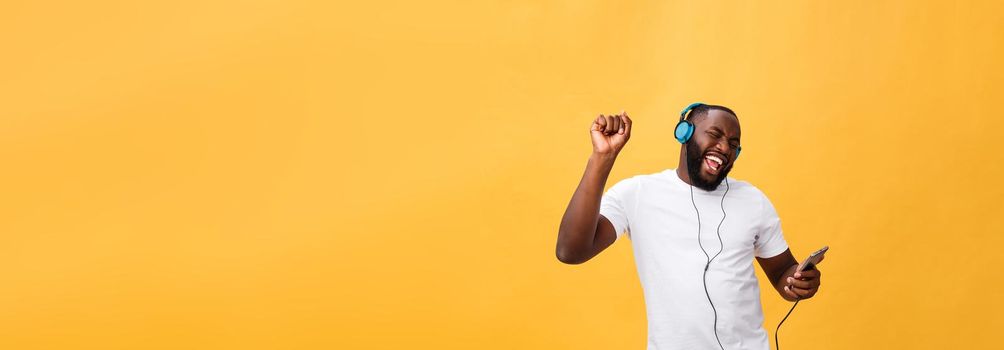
777, 246, 828, 349
796, 246, 828, 273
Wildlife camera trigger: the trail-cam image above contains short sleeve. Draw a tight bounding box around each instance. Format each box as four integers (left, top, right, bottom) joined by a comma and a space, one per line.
754, 192, 789, 258
599, 177, 638, 240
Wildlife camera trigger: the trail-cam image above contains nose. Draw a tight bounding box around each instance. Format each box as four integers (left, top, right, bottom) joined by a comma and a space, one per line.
717, 141, 741, 161
714, 140, 734, 158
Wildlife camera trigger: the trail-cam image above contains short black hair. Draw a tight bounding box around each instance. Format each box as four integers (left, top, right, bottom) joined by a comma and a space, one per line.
687, 104, 738, 123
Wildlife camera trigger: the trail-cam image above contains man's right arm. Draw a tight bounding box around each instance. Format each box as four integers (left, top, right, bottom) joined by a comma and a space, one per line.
555, 112, 631, 264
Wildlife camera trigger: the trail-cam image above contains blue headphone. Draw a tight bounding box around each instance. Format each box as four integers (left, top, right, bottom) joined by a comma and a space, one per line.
675, 102, 741, 159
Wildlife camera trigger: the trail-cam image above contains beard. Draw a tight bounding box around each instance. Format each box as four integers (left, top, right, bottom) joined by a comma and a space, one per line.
685, 140, 733, 191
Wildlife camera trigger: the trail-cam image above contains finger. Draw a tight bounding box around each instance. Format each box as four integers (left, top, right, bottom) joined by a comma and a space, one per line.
798, 274, 821, 288
612, 115, 622, 134
621, 114, 632, 136
605, 115, 616, 134
595, 115, 607, 132
614, 110, 622, 133
786, 276, 813, 289
783, 285, 800, 300
794, 269, 819, 280
789, 285, 814, 298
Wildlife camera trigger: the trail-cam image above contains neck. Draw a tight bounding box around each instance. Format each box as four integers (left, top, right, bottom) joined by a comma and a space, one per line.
676, 167, 693, 186
677, 146, 693, 186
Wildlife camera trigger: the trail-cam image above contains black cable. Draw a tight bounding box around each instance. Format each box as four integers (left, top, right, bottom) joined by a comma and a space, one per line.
699, 266, 724, 350
775, 297, 800, 350
689, 177, 730, 350
686, 158, 804, 350
714, 178, 729, 265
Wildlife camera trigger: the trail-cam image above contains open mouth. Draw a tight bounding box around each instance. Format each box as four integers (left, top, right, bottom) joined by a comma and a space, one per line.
702, 153, 726, 175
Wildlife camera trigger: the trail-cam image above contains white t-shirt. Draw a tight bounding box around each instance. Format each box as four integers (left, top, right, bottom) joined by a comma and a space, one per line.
599, 169, 788, 350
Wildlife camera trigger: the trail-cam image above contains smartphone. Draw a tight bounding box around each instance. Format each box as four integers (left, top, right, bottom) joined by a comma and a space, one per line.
796, 246, 828, 272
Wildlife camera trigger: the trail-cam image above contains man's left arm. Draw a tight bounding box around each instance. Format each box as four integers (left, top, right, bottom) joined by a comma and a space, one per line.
756, 248, 822, 302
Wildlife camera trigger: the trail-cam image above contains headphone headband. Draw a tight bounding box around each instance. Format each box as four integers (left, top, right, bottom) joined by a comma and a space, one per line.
679, 102, 706, 122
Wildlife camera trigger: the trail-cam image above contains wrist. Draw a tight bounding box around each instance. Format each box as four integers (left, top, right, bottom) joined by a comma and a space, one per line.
777, 263, 798, 286
590, 151, 618, 163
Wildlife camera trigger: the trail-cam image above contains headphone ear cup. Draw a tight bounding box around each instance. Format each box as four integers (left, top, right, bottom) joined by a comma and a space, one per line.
735, 146, 741, 159
674, 121, 694, 144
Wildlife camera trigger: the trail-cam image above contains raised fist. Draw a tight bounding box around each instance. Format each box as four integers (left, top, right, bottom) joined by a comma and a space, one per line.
590, 112, 632, 156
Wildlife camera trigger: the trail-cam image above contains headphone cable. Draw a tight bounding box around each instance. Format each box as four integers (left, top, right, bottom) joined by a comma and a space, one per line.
690, 177, 730, 350
775, 297, 800, 350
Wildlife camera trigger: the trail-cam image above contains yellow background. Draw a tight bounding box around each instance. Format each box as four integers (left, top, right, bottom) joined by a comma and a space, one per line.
2, 1, 1002, 349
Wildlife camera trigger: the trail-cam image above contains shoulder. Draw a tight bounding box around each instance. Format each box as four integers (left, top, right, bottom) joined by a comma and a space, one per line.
728, 178, 767, 196
610, 169, 664, 187
605, 170, 672, 196
725, 177, 774, 207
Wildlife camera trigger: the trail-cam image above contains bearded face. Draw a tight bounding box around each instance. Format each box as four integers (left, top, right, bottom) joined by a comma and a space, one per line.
685, 139, 734, 191
681, 109, 741, 191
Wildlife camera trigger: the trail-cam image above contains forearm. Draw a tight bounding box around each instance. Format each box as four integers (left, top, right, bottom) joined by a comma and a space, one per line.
556, 152, 617, 261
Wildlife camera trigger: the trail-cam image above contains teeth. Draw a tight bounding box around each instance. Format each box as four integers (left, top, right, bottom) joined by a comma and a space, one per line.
706, 154, 722, 170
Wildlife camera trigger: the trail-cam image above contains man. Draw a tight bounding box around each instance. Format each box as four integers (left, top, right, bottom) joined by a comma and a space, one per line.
555, 105, 821, 349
